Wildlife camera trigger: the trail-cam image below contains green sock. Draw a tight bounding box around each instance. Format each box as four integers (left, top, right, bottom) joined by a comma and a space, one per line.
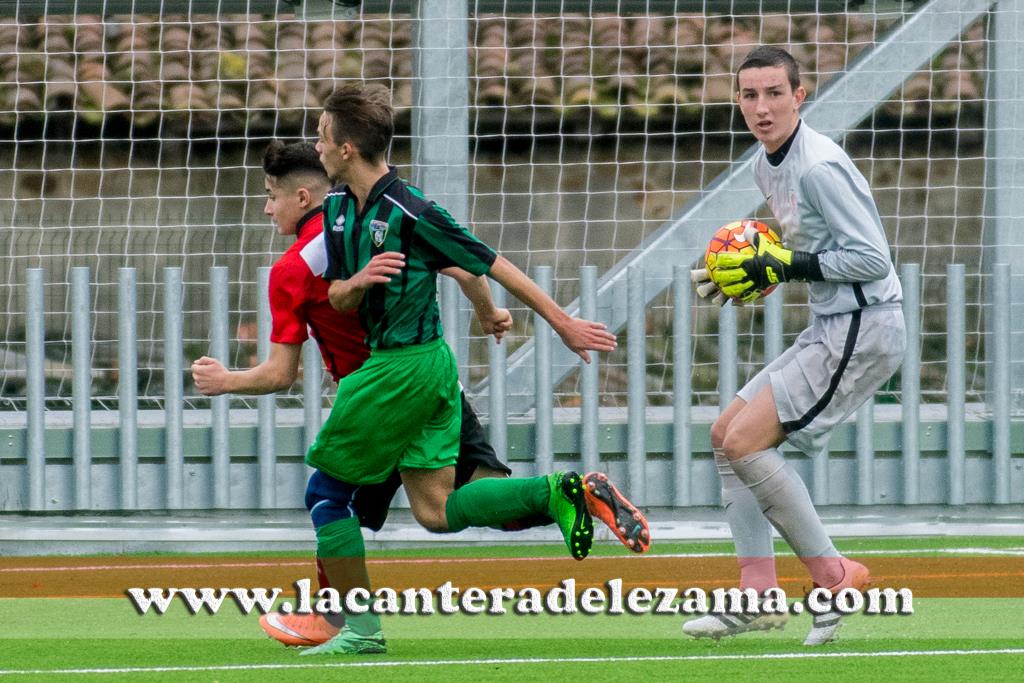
316, 517, 381, 636
344, 603, 381, 638
316, 516, 366, 562
445, 475, 549, 532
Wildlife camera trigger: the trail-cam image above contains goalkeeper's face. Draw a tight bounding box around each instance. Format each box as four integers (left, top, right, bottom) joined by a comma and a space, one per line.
736, 65, 806, 153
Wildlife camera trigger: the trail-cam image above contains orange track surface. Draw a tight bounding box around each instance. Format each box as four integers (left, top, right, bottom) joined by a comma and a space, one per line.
3, 555, 1022, 598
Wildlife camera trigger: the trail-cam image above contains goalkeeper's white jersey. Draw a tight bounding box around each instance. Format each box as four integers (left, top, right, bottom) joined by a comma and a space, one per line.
752, 120, 903, 317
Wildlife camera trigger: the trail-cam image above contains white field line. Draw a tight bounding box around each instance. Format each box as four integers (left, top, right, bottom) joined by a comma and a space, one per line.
1, 649, 1023, 676
3, 547, 1024, 574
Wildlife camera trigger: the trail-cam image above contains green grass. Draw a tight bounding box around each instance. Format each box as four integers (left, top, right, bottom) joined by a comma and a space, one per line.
0, 598, 1020, 681
1, 537, 1022, 681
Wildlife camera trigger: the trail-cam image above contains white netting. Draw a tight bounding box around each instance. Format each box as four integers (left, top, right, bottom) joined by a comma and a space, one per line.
0, 4, 993, 412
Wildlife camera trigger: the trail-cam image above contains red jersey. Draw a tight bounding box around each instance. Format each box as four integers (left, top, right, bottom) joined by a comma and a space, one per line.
269, 208, 370, 381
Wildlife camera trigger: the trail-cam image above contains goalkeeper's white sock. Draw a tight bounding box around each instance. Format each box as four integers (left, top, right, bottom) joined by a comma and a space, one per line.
715, 448, 778, 594
728, 449, 844, 588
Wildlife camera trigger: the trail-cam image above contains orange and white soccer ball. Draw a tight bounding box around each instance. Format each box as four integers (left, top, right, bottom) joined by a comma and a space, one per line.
704, 219, 782, 300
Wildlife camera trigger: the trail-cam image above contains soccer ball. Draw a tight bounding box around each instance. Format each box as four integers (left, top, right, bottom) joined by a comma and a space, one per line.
705, 219, 782, 300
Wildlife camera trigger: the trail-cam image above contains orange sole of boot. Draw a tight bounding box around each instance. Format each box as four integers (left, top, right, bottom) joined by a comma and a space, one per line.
583, 472, 651, 553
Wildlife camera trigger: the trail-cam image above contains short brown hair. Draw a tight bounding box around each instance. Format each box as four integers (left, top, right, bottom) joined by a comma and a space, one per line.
322, 82, 394, 163
736, 46, 801, 91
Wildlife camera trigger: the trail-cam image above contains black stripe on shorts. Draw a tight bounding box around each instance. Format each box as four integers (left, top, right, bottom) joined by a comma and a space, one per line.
781, 309, 862, 434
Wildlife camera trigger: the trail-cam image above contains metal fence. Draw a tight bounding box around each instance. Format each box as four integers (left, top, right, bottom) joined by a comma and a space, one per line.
0, 261, 1020, 513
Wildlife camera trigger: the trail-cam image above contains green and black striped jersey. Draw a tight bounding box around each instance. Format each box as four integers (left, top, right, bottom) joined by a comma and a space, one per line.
322, 167, 497, 350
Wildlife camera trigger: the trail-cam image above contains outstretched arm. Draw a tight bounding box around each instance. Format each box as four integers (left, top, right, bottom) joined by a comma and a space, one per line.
191, 342, 302, 395
440, 267, 513, 342
487, 255, 616, 363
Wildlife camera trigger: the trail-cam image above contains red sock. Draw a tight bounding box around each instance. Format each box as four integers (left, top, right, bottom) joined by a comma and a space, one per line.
314, 556, 346, 628
738, 556, 778, 595
315, 557, 331, 590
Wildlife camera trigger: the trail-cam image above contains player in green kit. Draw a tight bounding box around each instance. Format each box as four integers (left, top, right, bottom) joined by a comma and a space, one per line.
301, 83, 646, 655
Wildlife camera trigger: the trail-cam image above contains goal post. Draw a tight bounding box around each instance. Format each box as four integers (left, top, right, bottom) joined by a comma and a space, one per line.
984, 0, 1024, 413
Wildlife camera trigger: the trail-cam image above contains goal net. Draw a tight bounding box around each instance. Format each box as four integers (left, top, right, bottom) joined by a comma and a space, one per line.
0, 2, 994, 414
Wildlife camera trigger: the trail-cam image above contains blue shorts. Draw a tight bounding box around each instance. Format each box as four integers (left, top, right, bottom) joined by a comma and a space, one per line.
304, 470, 360, 530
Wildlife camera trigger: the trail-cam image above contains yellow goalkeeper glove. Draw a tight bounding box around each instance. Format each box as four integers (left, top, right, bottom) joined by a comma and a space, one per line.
713, 234, 824, 301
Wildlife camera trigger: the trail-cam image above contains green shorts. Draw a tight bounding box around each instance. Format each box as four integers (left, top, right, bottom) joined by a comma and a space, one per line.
305, 338, 462, 485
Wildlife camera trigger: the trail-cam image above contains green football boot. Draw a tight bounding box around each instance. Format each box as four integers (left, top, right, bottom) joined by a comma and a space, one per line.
299, 626, 387, 656
547, 471, 594, 560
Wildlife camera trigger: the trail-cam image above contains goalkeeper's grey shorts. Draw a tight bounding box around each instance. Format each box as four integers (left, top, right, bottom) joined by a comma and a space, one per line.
737, 303, 906, 456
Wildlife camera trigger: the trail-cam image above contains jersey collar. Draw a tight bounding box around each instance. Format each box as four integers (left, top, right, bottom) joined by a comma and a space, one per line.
765, 119, 802, 167
366, 166, 401, 205
295, 207, 323, 240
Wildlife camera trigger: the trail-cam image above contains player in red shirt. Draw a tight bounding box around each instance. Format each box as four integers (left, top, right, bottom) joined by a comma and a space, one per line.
192, 141, 649, 648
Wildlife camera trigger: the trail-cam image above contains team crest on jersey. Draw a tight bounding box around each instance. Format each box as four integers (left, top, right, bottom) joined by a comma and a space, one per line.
333, 214, 345, 232
369, 219, 389, 247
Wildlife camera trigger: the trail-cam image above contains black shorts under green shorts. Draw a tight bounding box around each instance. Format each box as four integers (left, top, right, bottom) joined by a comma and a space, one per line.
305, 337, 461, 485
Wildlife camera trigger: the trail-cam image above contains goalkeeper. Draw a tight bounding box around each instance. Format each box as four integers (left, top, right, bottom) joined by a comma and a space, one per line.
688, 46, 905, 646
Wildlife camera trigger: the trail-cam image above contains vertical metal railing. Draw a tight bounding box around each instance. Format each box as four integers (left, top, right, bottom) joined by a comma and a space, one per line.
533, 266, 554, 476
764, 290, 784, 363
901, 264, 922, 504
718, 302, 740, 504
209, 267, 231, 509
947, 264, 966, 504
25, 268, 46, 511
812, 447, 830, 506
718, 302, 737, 408
626, 266, 647, 504
256, 267, 276, 509
71, 267, 92, 510
672, 266, 692, 507
302, 339, 322, 450
856, 401, 874, 505
118, 267, 138, 510
302, 337, 322, 489
579, 266, 600, 474
163, 267, 184, 510
991, 263, 1011, 504
13, 262, 1020, 512
488, 283, 508, 461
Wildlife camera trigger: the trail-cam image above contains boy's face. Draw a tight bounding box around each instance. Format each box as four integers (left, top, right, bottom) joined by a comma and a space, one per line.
263, 175, 307, 236
736, 65, 806, 153
315, 112, 349, 181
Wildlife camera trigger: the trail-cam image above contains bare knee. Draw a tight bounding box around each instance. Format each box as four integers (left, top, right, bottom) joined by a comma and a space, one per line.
712, 397, 747, 450
710, 416, 731, 450
716, 387, 785, 460
469, 465, 509, 483
410, 504, 450, 533
720, 427, 752, 461
401, 467, 456, 533
721, 416, 785, 461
